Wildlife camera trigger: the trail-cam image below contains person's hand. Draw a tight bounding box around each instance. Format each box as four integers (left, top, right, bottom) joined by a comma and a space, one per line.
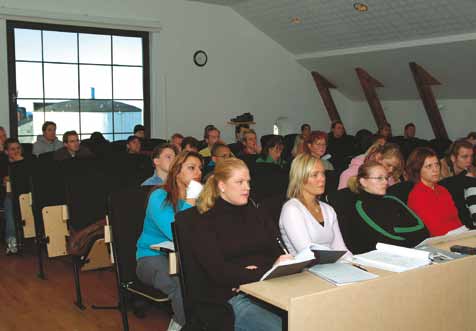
273, 254, 293, 266
245, 265, 258, 270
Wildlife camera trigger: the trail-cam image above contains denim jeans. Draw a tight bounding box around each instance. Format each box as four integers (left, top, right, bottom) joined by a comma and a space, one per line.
3, 194, 16, 241
136, 254, 186, 325
228, 293, 282, 331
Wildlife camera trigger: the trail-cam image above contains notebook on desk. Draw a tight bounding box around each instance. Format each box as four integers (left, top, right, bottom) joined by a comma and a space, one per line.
308, 263, 378, 286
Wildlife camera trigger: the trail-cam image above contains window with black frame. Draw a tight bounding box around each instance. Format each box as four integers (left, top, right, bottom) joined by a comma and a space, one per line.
7, 21, 150, 143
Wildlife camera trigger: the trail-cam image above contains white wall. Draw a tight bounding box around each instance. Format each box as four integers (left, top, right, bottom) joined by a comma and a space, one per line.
0, 0, 341, 143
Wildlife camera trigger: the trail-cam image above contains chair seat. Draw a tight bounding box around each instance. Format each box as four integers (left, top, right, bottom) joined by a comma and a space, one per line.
126, 279, 170, 303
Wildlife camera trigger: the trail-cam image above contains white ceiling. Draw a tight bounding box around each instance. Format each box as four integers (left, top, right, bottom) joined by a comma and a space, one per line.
189, 0, 476, 100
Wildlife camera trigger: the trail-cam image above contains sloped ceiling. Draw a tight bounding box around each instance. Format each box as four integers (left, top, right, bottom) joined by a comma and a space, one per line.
189, 0, 476, 100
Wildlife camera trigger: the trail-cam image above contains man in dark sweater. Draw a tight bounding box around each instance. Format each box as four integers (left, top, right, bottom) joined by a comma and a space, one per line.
327, 120, 355, 174
53, 131, 93, 161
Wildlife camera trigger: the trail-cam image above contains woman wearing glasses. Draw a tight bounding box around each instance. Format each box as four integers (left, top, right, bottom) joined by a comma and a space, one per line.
334, 161, 429, 254
407, 147, 467, 237
303, 131, 334, 170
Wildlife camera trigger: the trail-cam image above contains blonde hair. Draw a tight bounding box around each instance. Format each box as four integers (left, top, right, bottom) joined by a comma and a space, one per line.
348, 161, 386, 193
364, 142, 403, 180
287, 153, 323, 199
196, 158, 248, 214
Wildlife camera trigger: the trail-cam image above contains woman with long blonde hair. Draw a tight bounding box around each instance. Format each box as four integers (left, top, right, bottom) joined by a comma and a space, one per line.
176, 157, 289, 331
279, 153, 350, 256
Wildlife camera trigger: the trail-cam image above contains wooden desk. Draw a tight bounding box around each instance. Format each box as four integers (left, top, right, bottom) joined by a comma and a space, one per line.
240, 234, 476, 331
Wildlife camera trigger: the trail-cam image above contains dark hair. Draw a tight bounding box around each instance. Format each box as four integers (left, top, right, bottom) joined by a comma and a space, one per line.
235, 123, 250, 135
443, 139, 474, 174
171, 133, 184, 140
331, 120, 344, 130
205, 127, 220, 139
151, 143, 178, 160
90, 132, 108, 143
161, 151, 203, 212
466, 132, 476, 140
406, 147, 438, 183
211, 143, 230, 157
203, 125, 216, 139
133, 124, 145, 134
181, 136, 200, 150
404, 123, 415, 131
300, 123, 311, 132
62, 130, 78, 143
303, 131, 327, 154
127, 135, 140, 144
5, 137, 21, 150
262, 135, 284, 157
42, 121, 56, 132
355, 129, 374, 154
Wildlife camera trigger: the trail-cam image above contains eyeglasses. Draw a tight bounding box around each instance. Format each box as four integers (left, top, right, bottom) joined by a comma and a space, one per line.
365, 176, 391, 182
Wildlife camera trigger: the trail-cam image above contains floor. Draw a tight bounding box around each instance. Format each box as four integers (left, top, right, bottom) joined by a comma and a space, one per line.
0, 240, 171, 331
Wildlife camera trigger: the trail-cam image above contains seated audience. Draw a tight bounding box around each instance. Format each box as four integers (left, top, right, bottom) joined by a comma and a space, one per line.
336, 161, 429, 254
175, 158, 288, 331
291, 123, 311, 157
339, 143, 403, 189
228, 124, 249, 156
126, 135, 142, 154
0, 126, 7, 152
440, 139, 476, 178
142, 143, 178, 186
134, 124, 145, 139
256, 135, 286, 167
353, 129, 374, 155
32, 121, 63, 156
377, 122, 392, 139
238, 129, 260, 156
202, 143, 232, 181
181, 136, 200, 152
327, 120, 356, 173
404, 122, 416, 139
199, 127, 221, 157
279, 153, 350, 256
136, 151, 203, 331
89, 131, 109, 143
2, 138, 24, 254
407, 147, 467, 236
303, 131, 334, 170
170, 133, 184, 152
53, 131, 93, 161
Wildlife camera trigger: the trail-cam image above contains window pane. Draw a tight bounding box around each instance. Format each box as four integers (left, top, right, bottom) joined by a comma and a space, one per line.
44, 99, 80, 134
79, 65, 112, 99
114, 100, 143, 134
17, 99, 43, 137
112, 36, 142, 65
113, 67, 143, 99
44, 63, 78, 99
14, 29, 42, 61
79, 33, 111, 64
16, 62, 43, 98
19, 136, 35, 144
114, 133, 133, 141
43, 31, 78, 63
80, 99, 113, 134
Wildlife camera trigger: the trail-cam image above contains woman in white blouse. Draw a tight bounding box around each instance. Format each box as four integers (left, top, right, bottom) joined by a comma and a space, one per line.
279, 153, 350, 256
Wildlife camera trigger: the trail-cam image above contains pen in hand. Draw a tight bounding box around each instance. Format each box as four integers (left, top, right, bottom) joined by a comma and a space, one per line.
276, 237, 289, 254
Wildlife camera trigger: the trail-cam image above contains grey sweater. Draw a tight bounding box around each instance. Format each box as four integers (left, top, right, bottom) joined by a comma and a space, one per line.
32, 135, 63, 156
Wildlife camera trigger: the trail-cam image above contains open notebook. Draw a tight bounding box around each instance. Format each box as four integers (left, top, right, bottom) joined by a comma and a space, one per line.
260, 244, 346, 281
352, 243, 431, 273
308, 263, 378, 286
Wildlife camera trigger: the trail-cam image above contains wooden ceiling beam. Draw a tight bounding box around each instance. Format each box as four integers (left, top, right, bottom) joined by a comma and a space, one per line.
311, 71, 341, 122
355, 67, 388, 129
409, 62, 448, 140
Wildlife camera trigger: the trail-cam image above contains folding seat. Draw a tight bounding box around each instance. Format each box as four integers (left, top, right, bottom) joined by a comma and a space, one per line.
108, 188, 170, 331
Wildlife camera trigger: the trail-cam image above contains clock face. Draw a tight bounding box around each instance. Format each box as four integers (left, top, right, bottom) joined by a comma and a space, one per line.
193, 50, 207, 67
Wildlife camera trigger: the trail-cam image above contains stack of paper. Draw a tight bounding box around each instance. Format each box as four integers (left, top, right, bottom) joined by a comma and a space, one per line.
308, 263, 378, 286
352, 243, 431, 272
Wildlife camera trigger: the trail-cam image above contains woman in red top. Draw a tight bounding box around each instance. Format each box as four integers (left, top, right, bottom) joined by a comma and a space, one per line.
407, 147, 467, 237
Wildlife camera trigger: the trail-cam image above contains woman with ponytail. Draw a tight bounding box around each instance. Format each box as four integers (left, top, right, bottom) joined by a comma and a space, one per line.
136, 151, 202, 331
335, 161, 429, 254
175, 157, 289, 331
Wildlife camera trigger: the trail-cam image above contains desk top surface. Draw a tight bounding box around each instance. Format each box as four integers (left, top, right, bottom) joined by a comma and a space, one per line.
240, 232, 476, 311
